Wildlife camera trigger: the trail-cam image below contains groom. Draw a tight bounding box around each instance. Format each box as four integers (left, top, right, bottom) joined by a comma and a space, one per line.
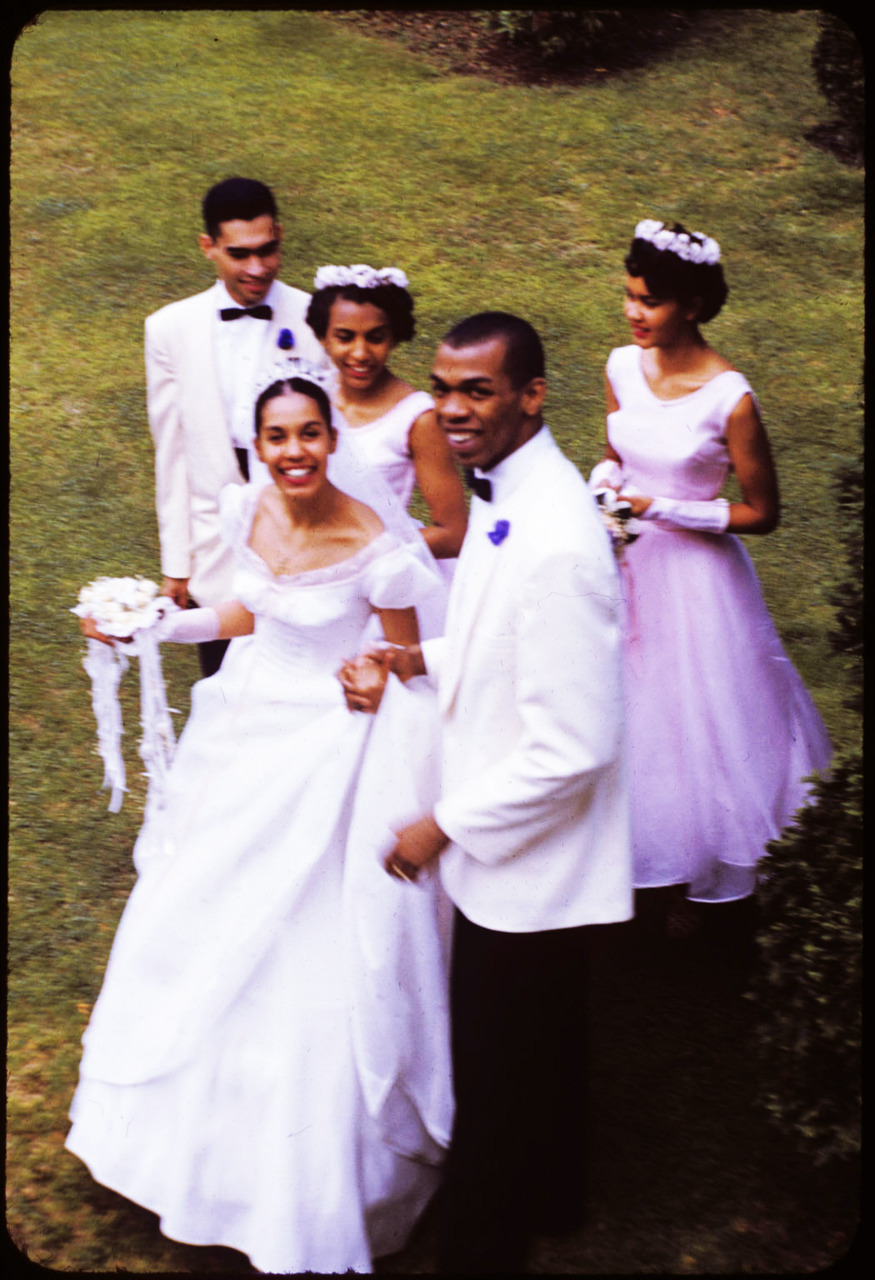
145, 176, 325, 675
349, 313, 632, 1272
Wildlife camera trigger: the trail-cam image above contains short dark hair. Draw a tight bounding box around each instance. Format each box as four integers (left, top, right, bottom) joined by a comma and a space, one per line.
625, 224, 728, 323
202, 178, 278, 241
306, 283, 416, 343
441, 312, 545, 388
254, 377, 334, 437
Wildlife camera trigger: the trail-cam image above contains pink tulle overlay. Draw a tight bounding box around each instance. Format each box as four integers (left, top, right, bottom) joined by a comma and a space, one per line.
606, 345, 831, 901
619, 527, 830, 899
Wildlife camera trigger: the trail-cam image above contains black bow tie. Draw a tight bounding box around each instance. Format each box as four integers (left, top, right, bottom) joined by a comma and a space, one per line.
465, 468, 493, 502
220, 305, 273, 321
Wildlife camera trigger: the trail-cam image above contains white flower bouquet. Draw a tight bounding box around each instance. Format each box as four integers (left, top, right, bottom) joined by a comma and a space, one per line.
72, 575, 167, 637
73, 576, 177, 813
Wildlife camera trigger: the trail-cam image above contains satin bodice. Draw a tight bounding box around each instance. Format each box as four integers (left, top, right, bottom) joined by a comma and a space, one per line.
606, 345, 756, 501
220, 485, 437, 683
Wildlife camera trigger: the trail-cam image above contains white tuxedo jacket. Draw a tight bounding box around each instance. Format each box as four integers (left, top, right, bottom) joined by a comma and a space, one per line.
423, 427, 633, 933
145, 280, 324, 606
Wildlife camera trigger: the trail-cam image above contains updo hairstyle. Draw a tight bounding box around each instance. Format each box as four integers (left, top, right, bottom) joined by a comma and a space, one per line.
625, 223, 729, 323
255, 377, 335, 436
306, 283, 416, 344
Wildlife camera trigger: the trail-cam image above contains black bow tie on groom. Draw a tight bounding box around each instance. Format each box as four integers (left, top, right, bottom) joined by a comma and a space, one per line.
465, 469, 493, 502
220, 305, 273, 321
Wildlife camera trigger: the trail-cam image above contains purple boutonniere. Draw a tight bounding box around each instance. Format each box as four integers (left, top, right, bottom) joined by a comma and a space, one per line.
277, 328, 295, 350
487, 520, 510, 546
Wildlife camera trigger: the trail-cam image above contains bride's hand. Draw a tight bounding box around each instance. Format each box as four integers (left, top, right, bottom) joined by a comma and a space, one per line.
79, 616, 123, 646
337, 653, 390, 713
359, 643, 426, 684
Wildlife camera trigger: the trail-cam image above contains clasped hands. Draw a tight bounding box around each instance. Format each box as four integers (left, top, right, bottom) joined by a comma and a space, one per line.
336, 643, 448, 882
336, 643, 425, 715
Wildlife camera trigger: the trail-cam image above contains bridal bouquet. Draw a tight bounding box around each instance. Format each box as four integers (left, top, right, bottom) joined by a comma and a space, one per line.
73, 575, 167, 637
73, 576, 177, 813
593, 488, 643, 554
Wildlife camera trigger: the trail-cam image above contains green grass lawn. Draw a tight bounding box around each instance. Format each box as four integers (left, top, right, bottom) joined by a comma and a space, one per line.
9, 9, 861, 1272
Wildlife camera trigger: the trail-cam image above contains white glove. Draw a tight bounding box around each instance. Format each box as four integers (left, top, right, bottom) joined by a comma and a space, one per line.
154, 606, 220, 644
641, 496, 730, 533
588, 458, 623, 492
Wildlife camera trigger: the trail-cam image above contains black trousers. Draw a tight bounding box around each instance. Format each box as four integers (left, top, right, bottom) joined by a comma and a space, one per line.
438, 909, 591, 1273
196, 637, 230, 678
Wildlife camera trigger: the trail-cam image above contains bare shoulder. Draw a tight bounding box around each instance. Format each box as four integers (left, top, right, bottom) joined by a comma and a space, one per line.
383, 375, 418, 412
704, 347, 735, 376
334, 491, 387, 544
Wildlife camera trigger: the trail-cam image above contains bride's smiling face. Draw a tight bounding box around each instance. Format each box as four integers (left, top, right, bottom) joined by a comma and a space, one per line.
321, 298, 396, 393
254, 391, 337, 496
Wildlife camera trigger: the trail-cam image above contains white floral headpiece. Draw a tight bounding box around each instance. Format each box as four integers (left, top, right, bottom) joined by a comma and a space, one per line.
252, 355, 338, 406
634, 219, 721, 266
313, 263, 410, 292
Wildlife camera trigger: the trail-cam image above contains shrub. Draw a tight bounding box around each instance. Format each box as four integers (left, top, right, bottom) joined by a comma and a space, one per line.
752, 756, 862, 1164
750, 421, 863, 1165
827, 425, 863, 714
492, 9, 695, 69
806, 12, 864, 165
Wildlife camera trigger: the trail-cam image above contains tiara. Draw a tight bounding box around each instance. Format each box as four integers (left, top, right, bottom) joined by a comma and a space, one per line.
313, 263, 410, 291
252, 355, 338, 406
634, 219, 721, 266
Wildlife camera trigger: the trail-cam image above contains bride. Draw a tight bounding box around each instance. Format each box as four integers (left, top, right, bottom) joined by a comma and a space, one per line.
66, 363, 453, 1274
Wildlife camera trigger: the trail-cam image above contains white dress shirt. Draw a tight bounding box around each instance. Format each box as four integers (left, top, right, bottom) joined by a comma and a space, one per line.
212, 280, 286, 451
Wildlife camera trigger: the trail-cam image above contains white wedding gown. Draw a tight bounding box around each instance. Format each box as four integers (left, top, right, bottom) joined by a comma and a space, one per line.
66, 485, 453, 1274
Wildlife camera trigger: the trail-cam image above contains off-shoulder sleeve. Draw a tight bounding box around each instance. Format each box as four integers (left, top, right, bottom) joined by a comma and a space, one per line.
364, 538, 444, 612
218, 484, 258, 554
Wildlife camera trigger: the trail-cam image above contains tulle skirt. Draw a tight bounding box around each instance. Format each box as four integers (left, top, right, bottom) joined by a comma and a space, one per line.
618, 526, 831, 902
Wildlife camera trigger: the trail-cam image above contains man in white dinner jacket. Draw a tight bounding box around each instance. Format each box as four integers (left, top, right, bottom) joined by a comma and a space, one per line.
355, 312, 632, 1272
145, 176, 325, 675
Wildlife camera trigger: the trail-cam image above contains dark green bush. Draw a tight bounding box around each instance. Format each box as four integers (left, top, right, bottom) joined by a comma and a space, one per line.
492, 9, 695, 69
751, 416, 863, 1165
827, 427, 863, 713
806, 12, 864, 164
752, 755, 862, 1164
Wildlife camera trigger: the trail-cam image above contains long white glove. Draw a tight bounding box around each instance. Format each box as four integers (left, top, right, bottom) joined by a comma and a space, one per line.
588, 458, 623, 492
154, 606, 221, 644
640, 496, 730, 533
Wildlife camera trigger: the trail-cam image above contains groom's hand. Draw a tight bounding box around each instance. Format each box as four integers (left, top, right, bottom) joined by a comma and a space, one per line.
385, 814, 449, 882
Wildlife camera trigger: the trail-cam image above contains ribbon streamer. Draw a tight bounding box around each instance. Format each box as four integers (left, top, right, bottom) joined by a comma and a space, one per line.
82, 639, 129, 812
82, 629, 176, 813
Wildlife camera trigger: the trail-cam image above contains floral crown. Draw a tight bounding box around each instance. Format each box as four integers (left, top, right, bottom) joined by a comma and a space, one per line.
252, 355, 337, 406
313, 263, 410, 292
634, 219, 721, 266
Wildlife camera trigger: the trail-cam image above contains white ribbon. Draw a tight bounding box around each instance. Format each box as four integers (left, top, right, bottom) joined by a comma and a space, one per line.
82, 639, 129, 813
82, 628, 176, 813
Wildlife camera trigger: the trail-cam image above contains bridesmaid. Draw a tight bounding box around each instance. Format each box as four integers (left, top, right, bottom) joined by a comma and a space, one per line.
306, 264, 468, 562
590, 218, 831, 941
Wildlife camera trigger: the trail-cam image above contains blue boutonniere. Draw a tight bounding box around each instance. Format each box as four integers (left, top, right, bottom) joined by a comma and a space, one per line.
277, 328, 295, 350
487, 520, 510, 546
